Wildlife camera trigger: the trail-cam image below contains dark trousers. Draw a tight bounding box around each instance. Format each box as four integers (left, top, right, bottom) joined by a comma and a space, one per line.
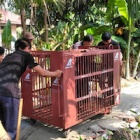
0, 96, 19, 140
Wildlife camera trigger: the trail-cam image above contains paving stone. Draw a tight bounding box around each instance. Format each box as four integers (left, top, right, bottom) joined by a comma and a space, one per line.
66, 130, 79, 139
129, 121, 138, 128
80, 130, 96, 139
123, 116, 136, 122
111, 111, 136, 122
68, 134, 80, 140
97, 118, 127, 131
130, 107, 140, 115
125, 110, 138, 117
88, 125, 104, 133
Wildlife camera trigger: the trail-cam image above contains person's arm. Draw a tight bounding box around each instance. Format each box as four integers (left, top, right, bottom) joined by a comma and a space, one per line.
33, 65, 63, 77
25, 52, 62, 77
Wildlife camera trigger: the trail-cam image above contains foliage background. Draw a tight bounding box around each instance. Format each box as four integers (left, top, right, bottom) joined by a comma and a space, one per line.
1, 0, 140, 79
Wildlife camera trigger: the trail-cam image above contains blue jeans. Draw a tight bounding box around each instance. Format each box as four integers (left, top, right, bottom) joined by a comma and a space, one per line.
0, 96, 19, 140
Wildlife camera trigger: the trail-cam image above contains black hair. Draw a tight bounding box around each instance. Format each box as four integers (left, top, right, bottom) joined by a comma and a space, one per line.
83, 35, 93, 42
0, 47, 4, 55
15, 38, 32, 51
102, 32, 111, 41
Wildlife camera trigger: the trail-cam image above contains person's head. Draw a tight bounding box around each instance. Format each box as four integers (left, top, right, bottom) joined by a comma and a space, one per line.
101, 32, 112, 45
24, 32, 34, 43
15, 38, 32, 53
0, 47, 5, 62
82, 35, 93, 46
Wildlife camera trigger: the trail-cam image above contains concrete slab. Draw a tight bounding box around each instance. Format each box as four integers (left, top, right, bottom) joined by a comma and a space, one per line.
96, 118, 127, 131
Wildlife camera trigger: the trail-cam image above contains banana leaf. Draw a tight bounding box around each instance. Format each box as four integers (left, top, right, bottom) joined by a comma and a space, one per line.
2, 20, 14, 50
106, 0, 128, 25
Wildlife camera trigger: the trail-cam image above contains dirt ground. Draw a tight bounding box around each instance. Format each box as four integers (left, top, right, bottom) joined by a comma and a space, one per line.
19, 77, 140, 140
121, 77, 140, 87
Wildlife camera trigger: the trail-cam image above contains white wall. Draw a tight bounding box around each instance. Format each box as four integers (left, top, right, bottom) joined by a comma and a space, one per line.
11, 25, 17, 51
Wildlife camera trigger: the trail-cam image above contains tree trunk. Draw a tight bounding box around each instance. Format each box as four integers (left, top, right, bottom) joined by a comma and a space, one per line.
20, 8, 26, 36
125, 29, 131, 79
30, 0, 34, 31
43, 0, 48, 42
132, 49, 140, 77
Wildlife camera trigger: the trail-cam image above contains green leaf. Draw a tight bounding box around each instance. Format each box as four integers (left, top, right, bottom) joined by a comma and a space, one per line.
79, 136, 83, 140
115, 0, 128, 20
112, 35, 127, 46
106, 0, 128, 24
2, 19, 12, 49
133, 29, 140, 37
129, 109, 137, 114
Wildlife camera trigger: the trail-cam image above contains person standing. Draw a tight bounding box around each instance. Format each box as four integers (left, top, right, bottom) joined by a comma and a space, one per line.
24, 32, 37, 51
98, 32, 119, 46
72, 35, 93, 49
0, 38, 63, 140
0, 47, 5, 63
97, 32, 122, 89
98, 32, 122, 60
72, 35, 94, 98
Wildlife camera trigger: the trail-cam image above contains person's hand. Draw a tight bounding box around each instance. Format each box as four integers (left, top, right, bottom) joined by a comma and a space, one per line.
54, 70, 63, 77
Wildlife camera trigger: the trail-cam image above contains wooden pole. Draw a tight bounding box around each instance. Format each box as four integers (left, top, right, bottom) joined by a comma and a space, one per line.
16, 98, 23, 140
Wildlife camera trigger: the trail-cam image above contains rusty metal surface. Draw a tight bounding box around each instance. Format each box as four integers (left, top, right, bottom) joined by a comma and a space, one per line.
21, 47, 121, 129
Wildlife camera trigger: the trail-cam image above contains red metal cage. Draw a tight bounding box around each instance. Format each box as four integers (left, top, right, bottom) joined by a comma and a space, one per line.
21, 47, 121, 129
